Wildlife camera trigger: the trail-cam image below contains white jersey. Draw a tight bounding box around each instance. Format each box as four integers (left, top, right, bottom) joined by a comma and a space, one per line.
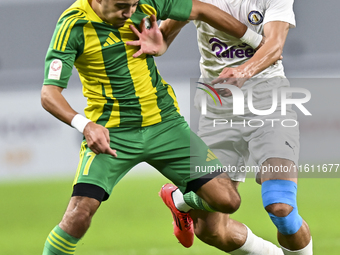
193, 0, 299, 181
193, 0, 296, 117
194, 0, 296, 80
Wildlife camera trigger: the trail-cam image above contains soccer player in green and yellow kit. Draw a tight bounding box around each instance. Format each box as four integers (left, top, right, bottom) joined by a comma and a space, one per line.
41, 0, 264, 254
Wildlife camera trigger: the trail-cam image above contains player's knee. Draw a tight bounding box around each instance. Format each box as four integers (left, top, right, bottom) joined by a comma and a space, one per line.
267, 205, 303, 235
265, 203, 293, 217
211, 193, 241, 214
224, 194, 241, 214
262, 180, 303, 235
198, 176, 241, 214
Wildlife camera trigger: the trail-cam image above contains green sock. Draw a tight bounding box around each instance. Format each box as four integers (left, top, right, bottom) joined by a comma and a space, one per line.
42, 225, 79, 255
183, 191, 216, 212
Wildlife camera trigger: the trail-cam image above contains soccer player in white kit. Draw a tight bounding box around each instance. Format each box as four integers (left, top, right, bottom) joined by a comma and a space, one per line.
127, 0, 313, 254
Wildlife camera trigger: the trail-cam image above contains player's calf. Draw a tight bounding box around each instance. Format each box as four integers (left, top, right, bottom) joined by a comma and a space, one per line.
60, 196, 100, 238
190, 210, 241, 251
43, 195, 101, 255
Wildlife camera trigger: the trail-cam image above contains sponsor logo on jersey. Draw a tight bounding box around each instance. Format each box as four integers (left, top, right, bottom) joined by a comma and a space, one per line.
103, 32, 121, 47
248, 11, 264, 25
209, 38, 255, 59
48, 59, 62, 80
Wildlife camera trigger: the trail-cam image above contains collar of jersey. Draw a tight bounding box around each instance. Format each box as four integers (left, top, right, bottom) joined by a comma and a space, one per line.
75, 0, 105, 23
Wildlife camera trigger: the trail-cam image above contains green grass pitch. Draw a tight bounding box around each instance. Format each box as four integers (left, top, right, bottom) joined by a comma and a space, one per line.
0, 174, 339, 254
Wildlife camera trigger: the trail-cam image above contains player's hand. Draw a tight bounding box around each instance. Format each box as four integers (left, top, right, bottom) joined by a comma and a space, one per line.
83, 122, 117, 157
211, 67, 250, 97
126, 15, 165, 58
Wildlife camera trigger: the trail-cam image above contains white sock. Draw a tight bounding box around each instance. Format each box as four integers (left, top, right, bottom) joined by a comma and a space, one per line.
281, 238, 313, 255
229, 226, 284, 255
172, 189, 192, 212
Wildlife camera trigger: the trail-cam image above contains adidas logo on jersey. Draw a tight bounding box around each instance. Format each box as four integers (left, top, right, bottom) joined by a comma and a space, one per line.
206, 149, 217, 162
103, 32, 121, 47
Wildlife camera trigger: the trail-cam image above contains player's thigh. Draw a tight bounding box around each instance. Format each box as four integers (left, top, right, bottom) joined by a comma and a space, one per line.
247, 110, 300, 181
198, 115, 248, 182
261, 157, 298, 183
146, 118, 222, 194
73, 132, 142, 200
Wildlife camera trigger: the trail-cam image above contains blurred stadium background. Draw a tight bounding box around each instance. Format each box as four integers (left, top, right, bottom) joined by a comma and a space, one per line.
0, 0, 339, 254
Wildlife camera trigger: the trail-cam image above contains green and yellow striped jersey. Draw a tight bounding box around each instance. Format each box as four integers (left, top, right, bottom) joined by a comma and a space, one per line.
44, 0, 192, 128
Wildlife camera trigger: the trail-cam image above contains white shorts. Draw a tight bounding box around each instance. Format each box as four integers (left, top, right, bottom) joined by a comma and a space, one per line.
196, 78, 300, 182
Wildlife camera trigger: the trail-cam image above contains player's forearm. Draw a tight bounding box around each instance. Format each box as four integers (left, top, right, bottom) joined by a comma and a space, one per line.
239, 40, 283, 77
158, 19, 189, 56
240, 21, 289, 77
190, 0, 246, 38
190, 0, 262, 49
41, 85, 78, 126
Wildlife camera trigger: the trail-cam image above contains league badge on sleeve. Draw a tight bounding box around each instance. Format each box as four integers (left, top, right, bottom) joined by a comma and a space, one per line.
48, 59, 62, 80
248, 11, 264, 25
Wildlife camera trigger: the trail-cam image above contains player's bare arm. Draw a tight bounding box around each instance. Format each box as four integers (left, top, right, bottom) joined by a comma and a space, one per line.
246, 21, 289, 75
41, 85, 77, 125
127, 0, 263, 57
212, 21, 289, 96
190, 0, 246, 38
41, 85, 117, 157
158, 19, 190, 55
191, 0, 264, 48
158, 15, 263, 54
213, 21, 289, 82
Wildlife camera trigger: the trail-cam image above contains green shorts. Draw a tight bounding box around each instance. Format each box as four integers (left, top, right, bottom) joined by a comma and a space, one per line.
73, 116, 222, 200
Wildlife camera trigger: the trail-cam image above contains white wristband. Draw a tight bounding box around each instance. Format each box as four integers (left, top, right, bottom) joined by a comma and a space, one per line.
240, 27, 263, 49
71, 114, 91, 134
